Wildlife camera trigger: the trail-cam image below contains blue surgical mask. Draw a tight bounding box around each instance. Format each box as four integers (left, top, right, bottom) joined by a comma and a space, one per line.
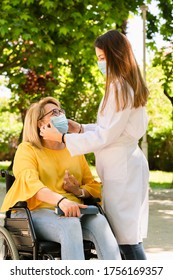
51, 114, 68, 134
97, 61, 107, 76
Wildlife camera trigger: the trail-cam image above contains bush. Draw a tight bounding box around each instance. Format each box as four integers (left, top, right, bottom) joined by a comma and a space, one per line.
148, 130, 173, 171
146, 64, 172, 172
0, 107, 22, 161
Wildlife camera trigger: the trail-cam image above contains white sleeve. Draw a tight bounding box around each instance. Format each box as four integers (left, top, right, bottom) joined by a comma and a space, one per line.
65, 107, 131, 156
82, 123, 97, 132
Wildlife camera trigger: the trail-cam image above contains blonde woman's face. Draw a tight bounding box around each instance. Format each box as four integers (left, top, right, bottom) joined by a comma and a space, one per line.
38, 103, 64, 126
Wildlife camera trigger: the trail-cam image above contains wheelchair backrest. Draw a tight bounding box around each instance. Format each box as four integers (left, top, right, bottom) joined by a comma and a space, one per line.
0, 170, 15, 193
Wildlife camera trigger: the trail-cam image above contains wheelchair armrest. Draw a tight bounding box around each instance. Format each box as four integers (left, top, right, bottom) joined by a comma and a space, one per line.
84, 197, 105, 216
55, 205, 99, 216
84, 197, 101, 206
11, 201, 28, 208
7, 201, 29, 219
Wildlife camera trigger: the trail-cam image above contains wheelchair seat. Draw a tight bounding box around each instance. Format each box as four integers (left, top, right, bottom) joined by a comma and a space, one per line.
0, 169, 97, 260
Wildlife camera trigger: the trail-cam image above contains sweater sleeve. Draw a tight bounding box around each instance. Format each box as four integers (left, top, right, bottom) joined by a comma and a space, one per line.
0, 143, 46, 212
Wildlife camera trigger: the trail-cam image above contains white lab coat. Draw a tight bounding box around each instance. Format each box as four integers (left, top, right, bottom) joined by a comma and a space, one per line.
66, 84, 149, 244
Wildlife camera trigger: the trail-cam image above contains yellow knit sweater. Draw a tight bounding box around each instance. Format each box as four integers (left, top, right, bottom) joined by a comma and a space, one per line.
1, 142, 101, 212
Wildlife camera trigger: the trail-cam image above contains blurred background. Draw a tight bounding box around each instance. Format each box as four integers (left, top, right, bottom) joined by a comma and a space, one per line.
0, 0, 172, 180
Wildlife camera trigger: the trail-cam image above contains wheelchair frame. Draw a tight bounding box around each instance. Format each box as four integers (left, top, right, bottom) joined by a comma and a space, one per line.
0, 169, 100, 260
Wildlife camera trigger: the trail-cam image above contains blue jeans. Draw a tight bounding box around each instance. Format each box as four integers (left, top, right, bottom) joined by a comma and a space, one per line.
119, 243, 147, 260
12, 209, 121, 260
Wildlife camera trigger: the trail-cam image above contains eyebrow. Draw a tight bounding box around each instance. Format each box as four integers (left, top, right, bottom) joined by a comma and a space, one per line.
38, 108, 58, 120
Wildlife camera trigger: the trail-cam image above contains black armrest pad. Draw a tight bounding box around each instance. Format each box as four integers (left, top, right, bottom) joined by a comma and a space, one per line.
55, 205, 99, 216
12, 201, 27, 208
84, 197, 101, 205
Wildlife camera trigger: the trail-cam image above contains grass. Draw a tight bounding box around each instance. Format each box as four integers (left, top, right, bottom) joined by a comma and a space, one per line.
0, 161, 11, 170
0, 161, 172, 189
149, 170, 173, 189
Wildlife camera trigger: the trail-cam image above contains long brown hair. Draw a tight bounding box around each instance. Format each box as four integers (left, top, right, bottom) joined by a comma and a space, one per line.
94, 29, 149, 112
23, 97, 60, 149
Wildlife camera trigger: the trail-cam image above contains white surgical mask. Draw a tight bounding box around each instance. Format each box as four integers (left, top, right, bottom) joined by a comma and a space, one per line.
97, 60, 106, 76
51, 114, 68, 134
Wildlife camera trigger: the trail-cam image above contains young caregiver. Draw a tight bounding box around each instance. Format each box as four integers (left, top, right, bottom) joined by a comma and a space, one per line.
40, 30, 150, 260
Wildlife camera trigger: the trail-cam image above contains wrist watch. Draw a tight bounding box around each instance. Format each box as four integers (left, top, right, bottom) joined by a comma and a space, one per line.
77, 189, 85, 198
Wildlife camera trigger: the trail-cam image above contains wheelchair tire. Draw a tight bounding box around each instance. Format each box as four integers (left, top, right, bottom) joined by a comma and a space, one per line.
0, 226, 19, 260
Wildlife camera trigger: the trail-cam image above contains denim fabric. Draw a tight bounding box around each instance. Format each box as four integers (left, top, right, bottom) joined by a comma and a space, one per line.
12, 209, 121, 260
119, 243, 147, 260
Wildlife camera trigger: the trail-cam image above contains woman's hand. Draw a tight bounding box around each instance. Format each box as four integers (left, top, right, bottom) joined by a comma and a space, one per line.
63, 170, 82, 197
68, 119, 82, 133
35, 187, 86, 217
58, 198, 87, 217
40, 122, 62, 142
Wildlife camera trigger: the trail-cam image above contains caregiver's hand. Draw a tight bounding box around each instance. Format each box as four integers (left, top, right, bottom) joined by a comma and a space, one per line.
68, 119, 83, 133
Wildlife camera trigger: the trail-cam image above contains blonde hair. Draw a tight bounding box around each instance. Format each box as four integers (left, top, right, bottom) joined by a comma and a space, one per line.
94, 30, 149, 112
23, 97, 60, 149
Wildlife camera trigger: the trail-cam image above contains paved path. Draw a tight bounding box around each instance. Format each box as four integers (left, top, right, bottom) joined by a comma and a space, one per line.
144, 188, 173, 260
0, 183, 173, 260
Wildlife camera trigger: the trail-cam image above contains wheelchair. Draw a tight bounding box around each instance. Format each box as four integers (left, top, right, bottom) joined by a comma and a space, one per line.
0, 169, 103, 260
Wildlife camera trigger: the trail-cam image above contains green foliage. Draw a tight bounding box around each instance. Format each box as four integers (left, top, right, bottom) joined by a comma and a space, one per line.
146, 65, 172, 136
0, 0, 144, 124
0, 0, 172, 172
147, 0, 172, 43
148, 132, 172, 171
146, 6, 173, 169
0, 98, 22, 160
152, 47, 173, 105
146, 0, 173, 105
146, 64, 172, 171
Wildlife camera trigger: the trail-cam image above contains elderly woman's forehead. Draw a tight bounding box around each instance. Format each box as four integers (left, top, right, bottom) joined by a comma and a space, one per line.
43, 103, 59, 111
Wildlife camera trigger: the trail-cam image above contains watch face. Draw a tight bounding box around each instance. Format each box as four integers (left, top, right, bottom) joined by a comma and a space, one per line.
78, 189, 85, 197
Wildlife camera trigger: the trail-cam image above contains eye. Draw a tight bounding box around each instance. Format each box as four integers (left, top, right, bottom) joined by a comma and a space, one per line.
98, 56, 105, 61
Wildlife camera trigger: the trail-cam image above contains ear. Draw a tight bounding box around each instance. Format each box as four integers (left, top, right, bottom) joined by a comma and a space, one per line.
37, 120, 43, 128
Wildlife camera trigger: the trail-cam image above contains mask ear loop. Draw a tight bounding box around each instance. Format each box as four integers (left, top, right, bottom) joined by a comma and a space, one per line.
62, 133, 66, 143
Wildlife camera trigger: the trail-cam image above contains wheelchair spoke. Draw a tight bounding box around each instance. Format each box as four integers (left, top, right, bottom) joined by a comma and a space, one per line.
0, 226, 19, 260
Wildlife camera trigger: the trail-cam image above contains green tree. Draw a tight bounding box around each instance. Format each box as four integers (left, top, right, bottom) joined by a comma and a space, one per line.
0, 96, 22, 161
147, 0, 173, 105
1, 0, 172, 117
0, 0, 172, 170
146, 64, 172, 171
0, 0, 144, 123
145, 0, 172, 170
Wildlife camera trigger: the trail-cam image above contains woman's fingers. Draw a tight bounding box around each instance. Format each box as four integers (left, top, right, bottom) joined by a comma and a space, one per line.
61, 202, 87, 217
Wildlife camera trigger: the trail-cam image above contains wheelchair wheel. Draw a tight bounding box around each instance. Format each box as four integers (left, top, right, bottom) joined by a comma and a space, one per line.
0, 226, 19, 260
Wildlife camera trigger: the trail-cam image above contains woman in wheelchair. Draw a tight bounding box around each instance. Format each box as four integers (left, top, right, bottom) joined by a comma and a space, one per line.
1, 96, 121, 260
